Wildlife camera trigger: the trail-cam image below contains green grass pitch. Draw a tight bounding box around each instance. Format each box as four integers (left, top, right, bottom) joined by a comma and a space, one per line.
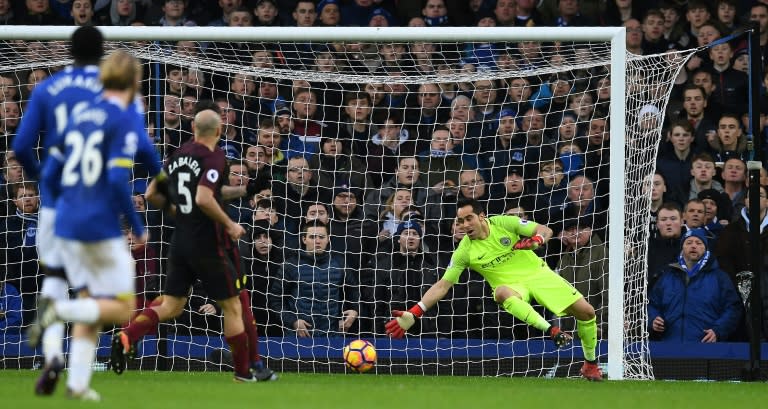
1, 370, 765, 408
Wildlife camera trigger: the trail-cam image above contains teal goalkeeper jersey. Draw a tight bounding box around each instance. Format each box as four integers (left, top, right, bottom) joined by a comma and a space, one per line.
442, 215, 551, 289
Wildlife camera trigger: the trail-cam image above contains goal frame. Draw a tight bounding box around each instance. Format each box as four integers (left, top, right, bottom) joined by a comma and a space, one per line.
0, 25, 628, 380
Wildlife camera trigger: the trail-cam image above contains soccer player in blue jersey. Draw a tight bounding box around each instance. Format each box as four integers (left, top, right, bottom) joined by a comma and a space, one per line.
13, 26, 104, 396
14, 26, 162, 396
25, 50, 155, 401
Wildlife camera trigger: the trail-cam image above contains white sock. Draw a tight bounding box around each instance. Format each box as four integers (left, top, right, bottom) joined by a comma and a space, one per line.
55, 299, 100, 324
66, 338, 95, 393
40, 277, 70, 365
42, 322, 65, 365
40, 276, 69, 300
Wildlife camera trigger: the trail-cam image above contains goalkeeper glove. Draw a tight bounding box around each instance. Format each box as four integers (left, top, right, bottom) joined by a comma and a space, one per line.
385, 303, 426, 338
514, 234, 544, 250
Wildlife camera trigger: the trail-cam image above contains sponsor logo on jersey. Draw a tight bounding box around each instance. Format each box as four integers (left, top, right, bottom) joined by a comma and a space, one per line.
207, 169, 219, 183
500, 237, 511, 246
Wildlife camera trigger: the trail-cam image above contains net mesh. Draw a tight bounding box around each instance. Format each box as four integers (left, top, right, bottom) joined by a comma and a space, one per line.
0, 36, 695, 380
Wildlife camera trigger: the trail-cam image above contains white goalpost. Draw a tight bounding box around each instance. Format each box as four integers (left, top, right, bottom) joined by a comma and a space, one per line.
0, 25, 695, 380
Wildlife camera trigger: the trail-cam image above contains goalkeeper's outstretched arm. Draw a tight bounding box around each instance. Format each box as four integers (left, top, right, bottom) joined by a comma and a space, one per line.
384, 279, 453, 338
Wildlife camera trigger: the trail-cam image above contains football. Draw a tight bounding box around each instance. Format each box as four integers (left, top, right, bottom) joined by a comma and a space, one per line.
343, 339, 376, 373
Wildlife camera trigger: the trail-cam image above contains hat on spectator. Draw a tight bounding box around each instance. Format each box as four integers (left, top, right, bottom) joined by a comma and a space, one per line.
70, 25, 104, 63
498, 108, 516, 120
368, 7, 397, 26
333, 182, 361, 200
507, 165, 524, 177
274, 105, 291, 117
697, 188, 722, 203
733, 47, 748, 59
396, 220, 422, 237
317, 0, 339, 13
681, 227, 708, 249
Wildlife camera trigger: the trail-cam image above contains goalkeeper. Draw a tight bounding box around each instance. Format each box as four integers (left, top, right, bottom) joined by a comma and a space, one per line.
385, 198, 603, 381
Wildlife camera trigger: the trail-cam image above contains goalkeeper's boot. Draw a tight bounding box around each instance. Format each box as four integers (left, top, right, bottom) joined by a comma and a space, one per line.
66, 387, 102, 402
548, 326, 572, 349
34, 357, 64, 396
580, 361, 604, 382
26, 297, 59, 348
250, 361, 279, 382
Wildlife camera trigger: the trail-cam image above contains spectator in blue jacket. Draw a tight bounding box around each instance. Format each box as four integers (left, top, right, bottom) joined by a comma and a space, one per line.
648, 228, 743, 342
0, 280, 22, 334
269, 220, 359, 337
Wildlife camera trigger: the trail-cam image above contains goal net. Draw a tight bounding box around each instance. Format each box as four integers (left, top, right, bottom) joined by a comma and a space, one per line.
0, 26, 694, 380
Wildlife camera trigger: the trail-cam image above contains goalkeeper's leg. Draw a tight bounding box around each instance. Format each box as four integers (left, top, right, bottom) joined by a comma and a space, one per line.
496, 286, 572, 348
565, 298, 603, 381
496, 286, 550, 331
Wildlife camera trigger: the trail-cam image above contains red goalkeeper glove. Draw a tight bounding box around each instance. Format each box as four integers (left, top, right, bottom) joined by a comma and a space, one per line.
514, 234, 544, 250
385, 303, 426, 338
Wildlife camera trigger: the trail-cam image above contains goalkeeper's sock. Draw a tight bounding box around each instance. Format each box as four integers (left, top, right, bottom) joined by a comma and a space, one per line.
54, 299, 99, 324
239, 290, 261, 363
577, 317, 598, 362
123, 307, 160, 343
501, 296, 550, 332
225, 331, 250, 377
66, 337, 95, 393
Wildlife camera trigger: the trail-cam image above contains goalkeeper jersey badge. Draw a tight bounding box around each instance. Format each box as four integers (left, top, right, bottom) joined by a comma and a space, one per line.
500, 237, 511, 246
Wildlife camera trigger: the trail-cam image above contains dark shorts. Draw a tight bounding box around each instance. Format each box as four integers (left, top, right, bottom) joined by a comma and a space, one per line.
165, 245, 243, 302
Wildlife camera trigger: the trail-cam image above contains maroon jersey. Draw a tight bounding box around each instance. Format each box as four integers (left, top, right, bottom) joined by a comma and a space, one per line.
166, 141, 229, 251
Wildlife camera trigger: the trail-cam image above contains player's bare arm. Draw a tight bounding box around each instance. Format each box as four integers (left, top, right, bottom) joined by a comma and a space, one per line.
221, 185, 247, 200
195, 185, 245, 241
419, 279, 453, 310
221, 177, 261, 201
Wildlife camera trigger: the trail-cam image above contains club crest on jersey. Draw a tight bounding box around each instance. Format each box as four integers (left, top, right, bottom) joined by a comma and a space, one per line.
500, 237, 511, 246
206, 169, 219, 183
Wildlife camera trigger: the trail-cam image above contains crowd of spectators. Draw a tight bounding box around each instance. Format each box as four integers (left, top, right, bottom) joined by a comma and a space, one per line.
0, 0, 767, 343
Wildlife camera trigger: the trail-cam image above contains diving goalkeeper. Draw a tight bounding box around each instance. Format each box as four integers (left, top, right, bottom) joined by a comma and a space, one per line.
385, 198, 603, 381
